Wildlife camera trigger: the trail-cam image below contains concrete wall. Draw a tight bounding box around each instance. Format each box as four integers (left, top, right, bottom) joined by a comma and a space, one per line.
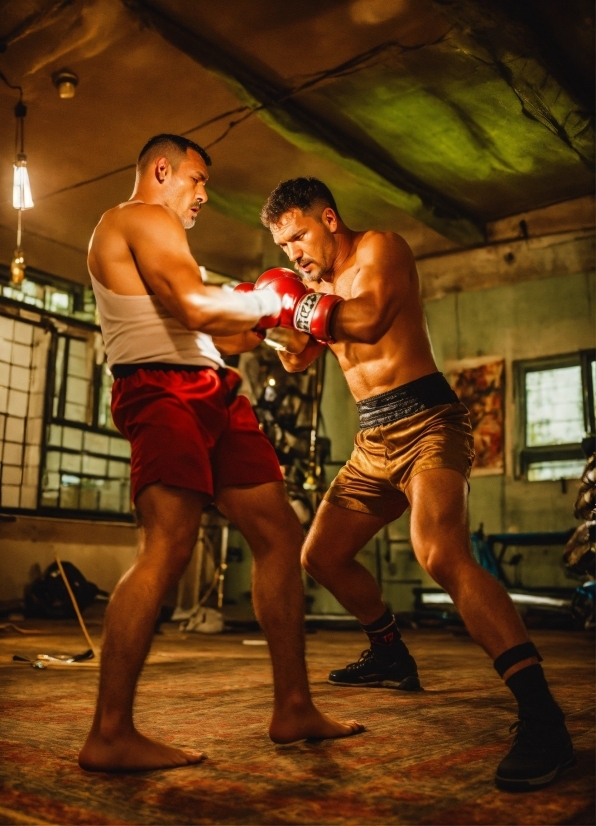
0, 517, 138, 604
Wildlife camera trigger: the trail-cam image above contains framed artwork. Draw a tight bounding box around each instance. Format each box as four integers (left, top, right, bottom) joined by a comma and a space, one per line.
446, 356, 505, 477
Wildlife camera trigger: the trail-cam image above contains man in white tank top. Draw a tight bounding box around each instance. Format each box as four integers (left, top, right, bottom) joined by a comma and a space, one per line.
79, 134, 363, 773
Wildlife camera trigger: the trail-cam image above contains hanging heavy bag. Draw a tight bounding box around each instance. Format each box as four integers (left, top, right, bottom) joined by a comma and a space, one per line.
24, 561, 106, 619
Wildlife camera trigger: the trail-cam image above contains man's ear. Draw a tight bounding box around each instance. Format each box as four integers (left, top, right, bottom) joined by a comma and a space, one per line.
322, 207, 338, 232
154, 156, 170, 184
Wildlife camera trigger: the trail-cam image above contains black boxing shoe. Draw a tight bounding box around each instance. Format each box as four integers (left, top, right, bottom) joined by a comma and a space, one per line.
495, 717, 575, 791
328, 648, 422, 691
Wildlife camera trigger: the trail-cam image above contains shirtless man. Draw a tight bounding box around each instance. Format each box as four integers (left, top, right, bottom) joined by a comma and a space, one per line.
256, 177, 574, 791
79, 138, 362, 773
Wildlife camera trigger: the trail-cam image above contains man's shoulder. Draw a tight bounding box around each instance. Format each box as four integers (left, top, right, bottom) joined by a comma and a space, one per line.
98, 201, 177, 231
355, 230, 413, 261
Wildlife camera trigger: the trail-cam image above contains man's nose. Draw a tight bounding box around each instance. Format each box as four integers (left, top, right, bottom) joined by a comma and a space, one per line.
286, 244, 300, 262
197, 184, 208, 204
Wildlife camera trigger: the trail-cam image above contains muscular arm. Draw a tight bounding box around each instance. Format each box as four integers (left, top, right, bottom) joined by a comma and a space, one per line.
331, 232, 414, 345
124, 206, 270, 335
212, 331, 264, 355
278, 334, 326, 373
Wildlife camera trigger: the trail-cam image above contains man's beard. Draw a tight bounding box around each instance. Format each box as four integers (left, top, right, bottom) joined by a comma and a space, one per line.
181, 214, 196, 229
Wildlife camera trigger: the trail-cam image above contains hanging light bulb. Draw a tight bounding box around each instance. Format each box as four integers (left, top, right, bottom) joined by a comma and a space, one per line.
13, 101, 34, 210
10, 98, 33, 284
13, 155, 33, 210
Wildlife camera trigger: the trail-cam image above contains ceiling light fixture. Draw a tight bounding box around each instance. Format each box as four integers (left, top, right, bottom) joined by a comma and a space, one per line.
52, 69, 78, 99
11, 97, 34, 285
13, 100, 33, 210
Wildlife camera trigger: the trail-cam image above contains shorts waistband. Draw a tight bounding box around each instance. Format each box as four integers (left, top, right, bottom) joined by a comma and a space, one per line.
111, 362, 218, 379
356, 372, 459, 429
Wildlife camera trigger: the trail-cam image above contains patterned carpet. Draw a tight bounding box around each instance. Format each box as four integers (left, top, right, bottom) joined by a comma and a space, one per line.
0, 624, 594, 825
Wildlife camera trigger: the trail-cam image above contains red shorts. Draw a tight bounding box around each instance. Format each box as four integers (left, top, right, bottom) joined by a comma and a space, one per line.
111, 366, 283, 503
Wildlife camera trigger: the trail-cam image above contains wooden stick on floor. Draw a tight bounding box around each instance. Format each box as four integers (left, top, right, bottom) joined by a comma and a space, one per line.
55, 556, 97, 656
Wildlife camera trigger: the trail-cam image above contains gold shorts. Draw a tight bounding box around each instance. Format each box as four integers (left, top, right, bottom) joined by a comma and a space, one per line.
324, 403, 474, 522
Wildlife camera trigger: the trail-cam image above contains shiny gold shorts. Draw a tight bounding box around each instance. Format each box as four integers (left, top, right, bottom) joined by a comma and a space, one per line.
324, 403, 474, 522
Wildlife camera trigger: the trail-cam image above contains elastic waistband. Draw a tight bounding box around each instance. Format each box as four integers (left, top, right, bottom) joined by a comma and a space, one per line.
356, 372, 459, 429
111, 362, 219, 379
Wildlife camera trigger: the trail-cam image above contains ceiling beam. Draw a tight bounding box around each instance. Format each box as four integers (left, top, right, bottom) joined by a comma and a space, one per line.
121, 0, 486, 246
431, 0, 594, 170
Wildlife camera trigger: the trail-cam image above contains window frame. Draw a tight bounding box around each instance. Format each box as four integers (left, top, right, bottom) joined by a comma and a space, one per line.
515, 350, 595, 479
0, 295, 133, 522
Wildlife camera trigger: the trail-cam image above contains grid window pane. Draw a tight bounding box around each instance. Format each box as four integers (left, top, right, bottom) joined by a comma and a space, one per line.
20, 486, 37, 508
62, 427, 83, 451
3, 465, 22, 485
46, 450, 60, 471
7, 389, 28, 417
84, 432, 110, 454
108, 460, 128, 478
60, 476, 81, 509
3, 442, 23, 465
61, 453, 82, 473
527, 459, 585, 481
14, 322, 33, 345
109, 437, 130, 458
1, 485, 20, 507
82, 455, 107, 476
12, 343, 31, 367
10, 365, 30, 392
64, 402, 86, 421
48, 424, 62, 447
6, 416, 25, 443
525, 366, 584, 446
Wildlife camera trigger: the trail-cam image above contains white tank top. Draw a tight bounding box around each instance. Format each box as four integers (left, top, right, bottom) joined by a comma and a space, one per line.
91, 274, 225, 370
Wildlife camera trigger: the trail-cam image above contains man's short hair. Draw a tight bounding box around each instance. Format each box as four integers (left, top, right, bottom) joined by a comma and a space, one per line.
260, 177, 339, 227
137, 134, 212, 172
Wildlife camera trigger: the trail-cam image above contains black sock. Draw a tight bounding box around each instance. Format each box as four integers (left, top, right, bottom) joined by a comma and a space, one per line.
361, 608, 410, 662
505, 664, 565, 724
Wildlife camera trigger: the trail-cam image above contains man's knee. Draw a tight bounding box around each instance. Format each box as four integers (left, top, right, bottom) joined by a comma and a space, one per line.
417, 541, 473, 589
301, 544, 333, 582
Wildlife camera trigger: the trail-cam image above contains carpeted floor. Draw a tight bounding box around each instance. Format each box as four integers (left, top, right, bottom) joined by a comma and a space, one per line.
0, 623, 594, 825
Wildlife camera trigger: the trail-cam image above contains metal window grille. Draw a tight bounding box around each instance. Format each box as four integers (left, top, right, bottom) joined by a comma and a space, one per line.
0, 292, 132, 520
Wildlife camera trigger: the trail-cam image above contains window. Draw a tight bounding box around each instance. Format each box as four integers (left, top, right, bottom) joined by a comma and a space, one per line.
516, 351, 595, 481
41, 330, 131, 516
0, 315, 49, 509
0, 264, 96, 323
0, 295, 132, 520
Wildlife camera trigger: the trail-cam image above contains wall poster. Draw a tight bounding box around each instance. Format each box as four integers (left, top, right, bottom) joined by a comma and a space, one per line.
445, 356, 505, 477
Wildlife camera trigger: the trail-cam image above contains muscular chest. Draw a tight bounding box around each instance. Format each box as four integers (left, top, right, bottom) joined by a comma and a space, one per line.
316, 264, 359, 300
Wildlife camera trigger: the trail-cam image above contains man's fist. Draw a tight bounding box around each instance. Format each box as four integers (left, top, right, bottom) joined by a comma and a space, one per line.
254, 267, 310, 329
293, 292, 343, 343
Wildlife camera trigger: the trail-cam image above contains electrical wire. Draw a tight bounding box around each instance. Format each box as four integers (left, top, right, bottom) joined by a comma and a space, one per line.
10, 32, 450, 205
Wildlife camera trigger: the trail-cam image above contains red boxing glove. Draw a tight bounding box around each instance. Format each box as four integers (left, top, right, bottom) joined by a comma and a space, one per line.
233, 281, 255, 295
254, 267, 309, 329
293, 292, 343, 343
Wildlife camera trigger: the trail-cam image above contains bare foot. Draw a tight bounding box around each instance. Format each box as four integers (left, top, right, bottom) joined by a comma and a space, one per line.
269, 704, 365, 744
78, 727, 205, 772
